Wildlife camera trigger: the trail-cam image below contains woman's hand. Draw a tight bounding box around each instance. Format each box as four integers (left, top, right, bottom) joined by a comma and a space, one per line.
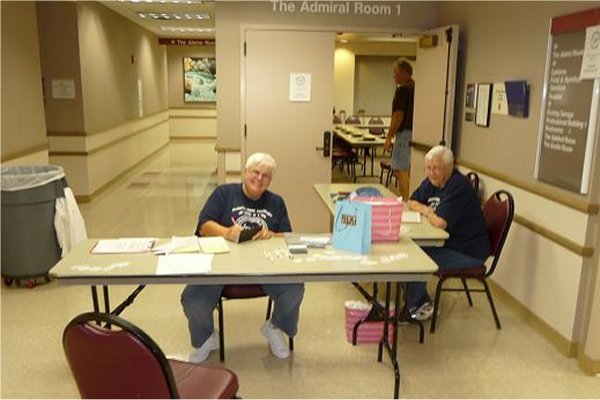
253, 227, 273, 240
225, 224, 243, 242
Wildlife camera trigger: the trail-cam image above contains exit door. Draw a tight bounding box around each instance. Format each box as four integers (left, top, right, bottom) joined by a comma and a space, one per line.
243, 29, 335, 232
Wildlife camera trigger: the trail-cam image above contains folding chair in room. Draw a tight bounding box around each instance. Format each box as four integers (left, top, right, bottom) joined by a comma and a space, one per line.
345, 115, 361, 125
429, 190, 515, 334
332, 134, 359, 181
63, 312, 239, 399
368, 116, 385, 135
217, 284, 294, 361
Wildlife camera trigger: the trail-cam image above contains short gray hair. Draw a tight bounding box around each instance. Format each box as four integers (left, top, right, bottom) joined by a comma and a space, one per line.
393, 58, 413, 76
245, 152, 276, 176
425, 145, 454, 166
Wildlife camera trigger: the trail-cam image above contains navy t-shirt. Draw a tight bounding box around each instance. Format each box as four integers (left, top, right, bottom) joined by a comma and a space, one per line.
196, 183, 292, 235
410, 169, 490, 260
392, 81, 414, 132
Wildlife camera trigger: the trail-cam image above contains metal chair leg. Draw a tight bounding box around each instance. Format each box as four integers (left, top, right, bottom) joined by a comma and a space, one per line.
480, 278, 501, 329
430, 277, 446, 334
461, 278, 473, 306
217, 298, 225, 362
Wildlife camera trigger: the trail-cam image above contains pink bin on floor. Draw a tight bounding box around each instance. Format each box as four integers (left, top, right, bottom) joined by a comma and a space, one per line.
344, 303, 395, 344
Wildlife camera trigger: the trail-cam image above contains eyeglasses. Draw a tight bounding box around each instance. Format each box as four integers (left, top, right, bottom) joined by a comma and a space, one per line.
248, 169, 271, 180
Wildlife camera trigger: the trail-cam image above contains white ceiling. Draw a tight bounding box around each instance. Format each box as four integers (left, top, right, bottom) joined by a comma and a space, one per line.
100, 0, 216, 38
99, 1, 418, 43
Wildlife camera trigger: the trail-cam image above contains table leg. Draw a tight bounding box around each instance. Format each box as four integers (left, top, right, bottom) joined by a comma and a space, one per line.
103, 286, 111, 314
91, 286, 99, 313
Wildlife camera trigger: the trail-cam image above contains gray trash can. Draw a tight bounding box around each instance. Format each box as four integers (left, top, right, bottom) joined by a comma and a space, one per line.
1, 165, 67, 288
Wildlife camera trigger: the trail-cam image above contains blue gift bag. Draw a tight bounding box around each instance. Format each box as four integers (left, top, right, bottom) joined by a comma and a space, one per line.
332, 200, 372, 254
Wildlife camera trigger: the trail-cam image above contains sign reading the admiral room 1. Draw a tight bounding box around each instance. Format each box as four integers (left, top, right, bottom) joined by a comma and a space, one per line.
270, 0, 403, 16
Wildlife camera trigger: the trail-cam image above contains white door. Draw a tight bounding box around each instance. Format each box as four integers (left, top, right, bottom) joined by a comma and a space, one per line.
244, 29, 334, 232
410, 25, 459, 189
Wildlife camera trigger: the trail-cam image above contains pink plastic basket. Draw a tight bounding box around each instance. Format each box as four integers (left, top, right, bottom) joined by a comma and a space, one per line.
352, 197, 403, 242
344, 305, 395, 344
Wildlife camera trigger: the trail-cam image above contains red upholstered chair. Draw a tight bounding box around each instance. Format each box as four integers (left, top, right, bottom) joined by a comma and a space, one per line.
217, 285, 294, 362
63, 312, 239, 399
429, 190, 515, 334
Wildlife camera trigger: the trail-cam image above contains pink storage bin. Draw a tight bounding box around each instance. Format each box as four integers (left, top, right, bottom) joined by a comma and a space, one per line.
352, 197, 403, 242
344, 303, 395, 344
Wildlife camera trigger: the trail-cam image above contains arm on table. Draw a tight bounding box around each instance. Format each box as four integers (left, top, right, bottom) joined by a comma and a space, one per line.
407, 200, 448, 230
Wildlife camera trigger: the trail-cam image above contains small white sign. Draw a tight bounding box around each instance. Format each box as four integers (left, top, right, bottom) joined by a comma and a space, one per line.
51, 79, 76, 99
491, 82, 508, 115
580, 25, 600, 79
289, 72, 311, 102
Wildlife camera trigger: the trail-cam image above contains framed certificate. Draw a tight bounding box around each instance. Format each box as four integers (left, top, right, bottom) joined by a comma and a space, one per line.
475, 83, 492, 127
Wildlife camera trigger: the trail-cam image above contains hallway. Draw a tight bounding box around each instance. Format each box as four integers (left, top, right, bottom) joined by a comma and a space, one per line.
1, 141, 599, 398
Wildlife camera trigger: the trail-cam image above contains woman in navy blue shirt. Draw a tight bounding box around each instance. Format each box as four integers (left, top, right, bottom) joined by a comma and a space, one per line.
406, 146, 490, 320
181, 153, 303, 362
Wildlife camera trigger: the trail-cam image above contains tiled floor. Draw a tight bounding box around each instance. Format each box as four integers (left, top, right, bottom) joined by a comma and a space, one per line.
2, 141, 600, 398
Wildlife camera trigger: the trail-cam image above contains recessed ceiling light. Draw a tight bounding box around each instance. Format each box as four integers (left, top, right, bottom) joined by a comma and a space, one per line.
160, 26, 214, 33
138, 12, 210, 20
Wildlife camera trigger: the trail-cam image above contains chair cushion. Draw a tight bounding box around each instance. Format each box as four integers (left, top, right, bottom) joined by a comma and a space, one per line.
379, 160, 391, 169
169, 359, 239, 399
436, 266, 486, 278
221, 284, 266, 299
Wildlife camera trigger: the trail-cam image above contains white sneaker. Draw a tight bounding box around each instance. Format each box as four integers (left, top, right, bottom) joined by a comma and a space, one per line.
410, 302, 434, 321
189, 331, 220, 363
260, 321, 290, 359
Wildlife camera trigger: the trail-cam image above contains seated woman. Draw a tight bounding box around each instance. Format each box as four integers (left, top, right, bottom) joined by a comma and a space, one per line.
406, 146, 490, 320
180, 152, 304, 362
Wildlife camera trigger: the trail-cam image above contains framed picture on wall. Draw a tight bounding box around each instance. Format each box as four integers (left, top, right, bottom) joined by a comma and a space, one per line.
183, 57, 216, 102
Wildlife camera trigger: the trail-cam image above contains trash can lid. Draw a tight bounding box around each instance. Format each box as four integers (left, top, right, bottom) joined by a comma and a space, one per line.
1, 165, 65, 192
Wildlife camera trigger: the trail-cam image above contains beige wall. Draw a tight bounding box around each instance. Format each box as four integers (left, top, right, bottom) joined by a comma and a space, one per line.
215, 1, 438, 150
35, 1, 170, 196
438, 1, 598, 205
0, 1, 48, 163
439, 2, 600, 371
76, 1, 168, 133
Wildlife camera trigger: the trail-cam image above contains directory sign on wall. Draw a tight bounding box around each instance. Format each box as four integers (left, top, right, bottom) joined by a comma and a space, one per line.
535, 8, 600, 194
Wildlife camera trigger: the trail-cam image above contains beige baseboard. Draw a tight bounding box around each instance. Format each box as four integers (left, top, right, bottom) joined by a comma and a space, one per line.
74, 142, 168, 203
170, 136, 216, 142
577, 351, 600, 375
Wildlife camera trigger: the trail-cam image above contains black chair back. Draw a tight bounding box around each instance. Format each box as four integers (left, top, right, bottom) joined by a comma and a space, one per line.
482, 190, 514, 277
466, 171, 480, 193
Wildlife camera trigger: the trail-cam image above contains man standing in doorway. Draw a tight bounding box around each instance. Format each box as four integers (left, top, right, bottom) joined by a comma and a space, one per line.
384, 58, 414, 200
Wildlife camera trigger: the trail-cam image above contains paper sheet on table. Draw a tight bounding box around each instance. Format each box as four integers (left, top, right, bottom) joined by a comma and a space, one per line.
401, 211, 421, 223
299, 236, 330, 244
199, 236, 229, 254
152, 236, 199, 255
92, 238, 157, 254
156, 254, 213, 275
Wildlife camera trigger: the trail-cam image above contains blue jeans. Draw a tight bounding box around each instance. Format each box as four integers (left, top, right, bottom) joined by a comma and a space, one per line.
181, 283, 305, 348
406, 247, 485, 310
